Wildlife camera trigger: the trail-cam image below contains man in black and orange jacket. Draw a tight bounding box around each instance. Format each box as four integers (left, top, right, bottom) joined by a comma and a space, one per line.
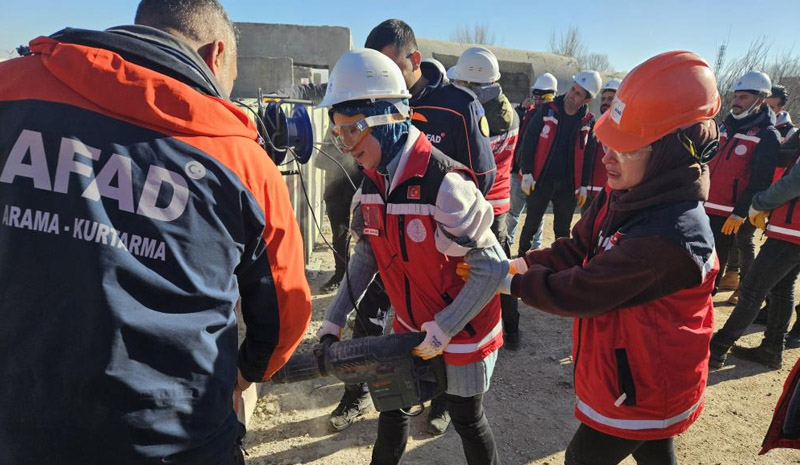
0, 1, 311, 464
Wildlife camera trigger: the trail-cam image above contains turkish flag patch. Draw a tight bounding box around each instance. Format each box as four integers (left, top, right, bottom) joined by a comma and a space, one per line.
407, 185, 421, 200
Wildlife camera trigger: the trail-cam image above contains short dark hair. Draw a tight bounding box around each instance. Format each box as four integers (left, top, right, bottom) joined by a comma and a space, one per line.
135, 0, 237, 47
771, 85, 789, 106
365, 19, 418, 53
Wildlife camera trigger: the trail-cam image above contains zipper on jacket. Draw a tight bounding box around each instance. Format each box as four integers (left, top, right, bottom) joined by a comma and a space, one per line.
724, 141, 737, 160
732, 179, 739, 204
614, 348, 637, 406
397, 215, 409, 262
573, 319, 584, 376
404, 275, 417, 328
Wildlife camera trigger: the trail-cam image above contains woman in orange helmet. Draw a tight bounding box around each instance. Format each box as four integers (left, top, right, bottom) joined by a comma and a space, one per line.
502, 51, 721, 464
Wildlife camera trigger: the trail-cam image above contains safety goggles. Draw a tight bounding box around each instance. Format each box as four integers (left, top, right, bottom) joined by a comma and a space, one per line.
329, 113, 407, 152
605, 145, 652, 163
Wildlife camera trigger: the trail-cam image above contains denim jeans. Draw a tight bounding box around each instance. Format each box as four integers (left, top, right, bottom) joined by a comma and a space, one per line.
714, 238, 800, 349
517, 179, 577, 257
565, 423, 676, 465
371, 393, 501, 465
507, 175, 542, 251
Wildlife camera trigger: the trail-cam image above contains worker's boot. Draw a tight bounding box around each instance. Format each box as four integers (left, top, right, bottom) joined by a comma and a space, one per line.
726, 288, 740, 305
730, 342, 783, 370
329, 384, 372, 432
718, 271, 739, 291
426, 397, 451, 435
786, 323, 800, 349
709, 334, 733, 370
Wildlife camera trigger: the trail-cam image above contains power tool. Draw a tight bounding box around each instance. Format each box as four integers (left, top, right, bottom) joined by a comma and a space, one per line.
272, 332, 447, 412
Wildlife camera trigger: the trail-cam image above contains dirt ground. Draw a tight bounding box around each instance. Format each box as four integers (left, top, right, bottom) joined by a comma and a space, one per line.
243, 212, 800, 465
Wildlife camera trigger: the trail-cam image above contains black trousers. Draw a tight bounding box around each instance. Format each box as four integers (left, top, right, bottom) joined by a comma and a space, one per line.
371, 393, 501, 465
564, 424, 676, 465
324, 173, 361, 278
491, 212, 520, 336
517, 179, 577, 257
724, 221, 757, 281
714, 238, 800, 349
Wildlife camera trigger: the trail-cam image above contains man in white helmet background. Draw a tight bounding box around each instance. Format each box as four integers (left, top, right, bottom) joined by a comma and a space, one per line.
365, 18, 497, 436
316, 48, 505, 465
508, 73, 558, 252
704, 71, 780, 297
448, 47, 522, 350
580, 78, 621, 213
516, 71, 601, 257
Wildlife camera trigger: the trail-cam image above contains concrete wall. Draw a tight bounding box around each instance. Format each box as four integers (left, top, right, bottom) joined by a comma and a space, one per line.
231, 57, 294, 99
235, 22, 350, 71
417, 38, 579, 105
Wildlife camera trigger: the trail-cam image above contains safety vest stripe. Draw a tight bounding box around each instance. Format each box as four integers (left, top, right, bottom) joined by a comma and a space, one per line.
576, 397, 702, 431
588, 186, 604, 193
386, 204, 436, 216
543, 116, 558, 124
489, 128, 520, 144
732, 133, 761, 143
487, 198, 510, 206
445, 321, 503, 354
703, 202, 734, 212
580, 125, 592, 132
766, 224, 800, 237
361, 194, 384, 205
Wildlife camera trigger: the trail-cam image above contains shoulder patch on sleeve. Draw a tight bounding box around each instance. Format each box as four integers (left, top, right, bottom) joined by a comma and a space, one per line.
479, 116, 490, 137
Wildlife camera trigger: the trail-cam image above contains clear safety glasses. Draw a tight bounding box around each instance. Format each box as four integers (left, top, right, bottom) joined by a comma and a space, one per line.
330, 113, 406, 152
606, 145, 652, 163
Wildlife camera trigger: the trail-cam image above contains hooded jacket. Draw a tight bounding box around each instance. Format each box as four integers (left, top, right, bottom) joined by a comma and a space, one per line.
0, 26, 311, 464
510, 127, 718, 440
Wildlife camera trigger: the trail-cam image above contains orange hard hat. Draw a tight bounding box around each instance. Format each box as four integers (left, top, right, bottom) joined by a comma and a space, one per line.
594, 51, 721, 153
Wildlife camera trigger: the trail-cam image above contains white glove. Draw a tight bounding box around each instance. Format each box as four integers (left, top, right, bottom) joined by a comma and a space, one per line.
521, 174, 535, 195
316, 320, 342, 341
412, 320, 452, 360
508, 257, 528, 275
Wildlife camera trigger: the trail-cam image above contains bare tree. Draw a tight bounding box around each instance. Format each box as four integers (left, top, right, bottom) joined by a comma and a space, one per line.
548, 26, 585, 60
450, 24, 497, 46
582, 53, 612, 72
548, 27, 612, 71
716, 37, 800, 117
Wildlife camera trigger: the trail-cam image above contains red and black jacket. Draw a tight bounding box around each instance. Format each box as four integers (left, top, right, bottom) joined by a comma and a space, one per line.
705, 107, 780, 217
518, 95, 595, 192
0, 26, 310, 464
483, 93, 520, 215
511, 189, 717, 440
761, 357, 800, 454
359, 132, 503, 366
582, 134, 607, 194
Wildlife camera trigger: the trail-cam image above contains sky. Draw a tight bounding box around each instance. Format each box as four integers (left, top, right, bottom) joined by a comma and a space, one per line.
2, 0, 799, 72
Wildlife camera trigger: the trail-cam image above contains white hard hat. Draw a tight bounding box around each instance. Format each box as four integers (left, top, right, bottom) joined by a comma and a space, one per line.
446, 46, 501, 84
573, 70, 603, 98
318, 48, 412, 108
731, 71, 772, 95
532, 72, 558, 92
422, 58, 447, 77
601, 78, 621, 93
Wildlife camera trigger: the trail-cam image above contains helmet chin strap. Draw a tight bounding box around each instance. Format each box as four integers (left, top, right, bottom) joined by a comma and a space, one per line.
730, 98, 761, 120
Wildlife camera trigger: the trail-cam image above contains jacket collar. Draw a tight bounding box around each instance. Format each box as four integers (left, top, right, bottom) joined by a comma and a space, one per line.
724, 104, 775, 133
389, 126, 431, 193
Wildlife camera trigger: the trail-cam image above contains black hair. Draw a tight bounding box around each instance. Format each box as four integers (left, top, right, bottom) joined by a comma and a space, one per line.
135, 0, 238, 46
771, 85, 789, 106
365, 19, 418, 53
